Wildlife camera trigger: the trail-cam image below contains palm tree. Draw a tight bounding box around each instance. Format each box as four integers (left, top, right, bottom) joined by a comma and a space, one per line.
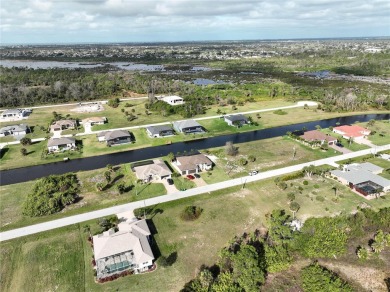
290, 202, 300, 219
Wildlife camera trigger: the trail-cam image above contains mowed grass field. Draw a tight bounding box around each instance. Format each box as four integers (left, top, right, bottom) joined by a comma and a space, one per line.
0, 226, 84, 292
2, 174, 390, 292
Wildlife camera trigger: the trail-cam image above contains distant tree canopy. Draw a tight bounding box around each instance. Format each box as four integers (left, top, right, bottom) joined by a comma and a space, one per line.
301, 263, 353, 292
23, 173, 79, 216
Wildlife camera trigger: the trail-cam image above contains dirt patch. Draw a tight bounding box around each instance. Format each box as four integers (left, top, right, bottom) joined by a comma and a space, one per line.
70, 103, 104, 113
319, 261, 390, 292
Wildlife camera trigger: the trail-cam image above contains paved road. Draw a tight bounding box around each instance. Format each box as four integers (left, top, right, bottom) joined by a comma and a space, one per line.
1, 144, 388, 242
74, 101, 317, 136
0, 97, 148, 112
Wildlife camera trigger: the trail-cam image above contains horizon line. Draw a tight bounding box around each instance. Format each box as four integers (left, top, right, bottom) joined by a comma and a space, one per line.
1, 36, 389, 47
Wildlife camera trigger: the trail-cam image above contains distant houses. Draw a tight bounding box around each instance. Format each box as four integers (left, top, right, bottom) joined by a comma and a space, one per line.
330, 162, 390, 197
146, 125, 175, 138
224, 114, 250, 127
50, 120, 77, 132
173, 120, 205, 134
93, 218, 155, 280
172, 153, 213, 175
47, 137, 76, 152
1, 109, 31, 119
333, 125, 370, 140
158, 95, 185, 106
133, 159, 172, 182
0, 124, 30, 137
299, 130, 337, 146
97, 130, 133, 146
81, 117, 107, 127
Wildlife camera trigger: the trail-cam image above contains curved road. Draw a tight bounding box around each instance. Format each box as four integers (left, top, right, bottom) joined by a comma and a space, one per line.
1, 144, 388, 242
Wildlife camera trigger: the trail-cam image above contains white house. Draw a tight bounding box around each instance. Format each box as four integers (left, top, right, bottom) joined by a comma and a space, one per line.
93, 219, 154, 280
47, 137, 76, 152
0, 124, 30, 137
1, 109, 30, 119
159, 95, 185, 106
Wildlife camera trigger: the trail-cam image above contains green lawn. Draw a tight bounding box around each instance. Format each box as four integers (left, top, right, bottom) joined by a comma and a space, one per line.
207, 136, 341, 178
0, 164, 166, 231
0, 226, 84, 292
321, 128, 370, 151
362, 120, 390, 146
2, 175, 390, 292
172, 176, 196, 191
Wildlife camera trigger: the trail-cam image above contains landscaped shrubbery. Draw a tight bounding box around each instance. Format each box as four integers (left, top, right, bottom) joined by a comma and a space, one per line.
23, 173, 79, 216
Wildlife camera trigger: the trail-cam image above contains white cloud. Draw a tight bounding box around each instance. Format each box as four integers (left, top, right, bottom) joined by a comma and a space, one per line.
1, 0, 389, 43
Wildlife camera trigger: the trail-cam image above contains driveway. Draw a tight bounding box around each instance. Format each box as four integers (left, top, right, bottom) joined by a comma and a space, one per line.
356, 138, 376, 148
194, 177, 207, 187
330, 144, 352, 154
160, 178, 178, 194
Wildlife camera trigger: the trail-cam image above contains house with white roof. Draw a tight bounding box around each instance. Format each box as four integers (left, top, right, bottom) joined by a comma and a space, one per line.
0, 124, 30, 137
159, 95, 184, 106
133, 159, 172, 182
330, 162, 390, 197
93, 219, 154, 279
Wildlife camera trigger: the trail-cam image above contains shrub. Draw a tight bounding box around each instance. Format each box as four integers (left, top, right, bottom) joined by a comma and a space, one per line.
20, 137, 32, 146
248, 155, 256, 162
316, 196, 325, 202
273, 109, 287, 115
314, 184, 320, 189
239, 158, 248, 166
303, 180, 309, 185
23, 173, 79, 217
107, 97, 120, 108
278, 182, 288, 190
280, 172, 304, 181
180, 205, 203, 221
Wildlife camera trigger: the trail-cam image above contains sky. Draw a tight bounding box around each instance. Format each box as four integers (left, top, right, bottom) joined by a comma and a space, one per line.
1, 0, 389, 44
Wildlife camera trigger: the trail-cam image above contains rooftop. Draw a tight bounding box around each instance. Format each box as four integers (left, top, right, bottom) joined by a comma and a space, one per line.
334, 125, 370, 138
300, 130, 337, 142
47, 137, 76, 147
175, 153, 212, 171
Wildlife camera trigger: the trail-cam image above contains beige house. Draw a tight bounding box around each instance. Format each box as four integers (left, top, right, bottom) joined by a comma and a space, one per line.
173, 153, 213, 175
47, 137, 76, 152
133, 160, 172, 182
81, 117, 107, 126
50, 120, 77, 132
93, 219, 154, 280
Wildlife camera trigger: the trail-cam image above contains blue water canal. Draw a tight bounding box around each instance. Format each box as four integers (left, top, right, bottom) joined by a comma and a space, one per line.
1, 113, 389, 185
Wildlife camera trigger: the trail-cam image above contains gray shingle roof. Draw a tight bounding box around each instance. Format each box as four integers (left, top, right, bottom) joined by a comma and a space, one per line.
0, 124, 29, 134
224, 114, 248, 123
331, 167, 390, 188
173, 120, 202, 131
47, 137, 76, 147
146, 125, 173, 136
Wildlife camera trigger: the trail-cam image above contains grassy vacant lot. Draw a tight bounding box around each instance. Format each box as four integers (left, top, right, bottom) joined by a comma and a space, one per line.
363, 120, 390, 146
0, 225, 84, 292
0, 164, 166, 231
206, 136, 341, 178
2, 174, 390, 292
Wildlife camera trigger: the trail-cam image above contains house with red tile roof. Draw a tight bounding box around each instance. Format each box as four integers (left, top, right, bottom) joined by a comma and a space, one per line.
299, 130, 337, 146
333, 125, 370, 140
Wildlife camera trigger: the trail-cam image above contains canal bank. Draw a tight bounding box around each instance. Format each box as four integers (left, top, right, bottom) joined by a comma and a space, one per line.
1, 113, 389, 185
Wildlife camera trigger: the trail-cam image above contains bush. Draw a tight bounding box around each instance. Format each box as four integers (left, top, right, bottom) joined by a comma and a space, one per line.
301, 263, 353, 292
280, 172, 304, 181
273, 109, 287, 115
107, 97, 120, 108
23, 173, 79, 217
303, 180, 309, 185
180, 205, 203, 221
278, 182, 288, 190
314, 184, 320, 189
316, 196, 325, 202
20, 137, 32, 146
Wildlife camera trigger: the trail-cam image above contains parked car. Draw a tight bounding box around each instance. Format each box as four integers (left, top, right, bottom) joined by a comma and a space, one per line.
167, 178, 174, 185
194, 173, 201, 178
186, 174, 195, 180
336, 142, 344, 147
249, 170, 258, 176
